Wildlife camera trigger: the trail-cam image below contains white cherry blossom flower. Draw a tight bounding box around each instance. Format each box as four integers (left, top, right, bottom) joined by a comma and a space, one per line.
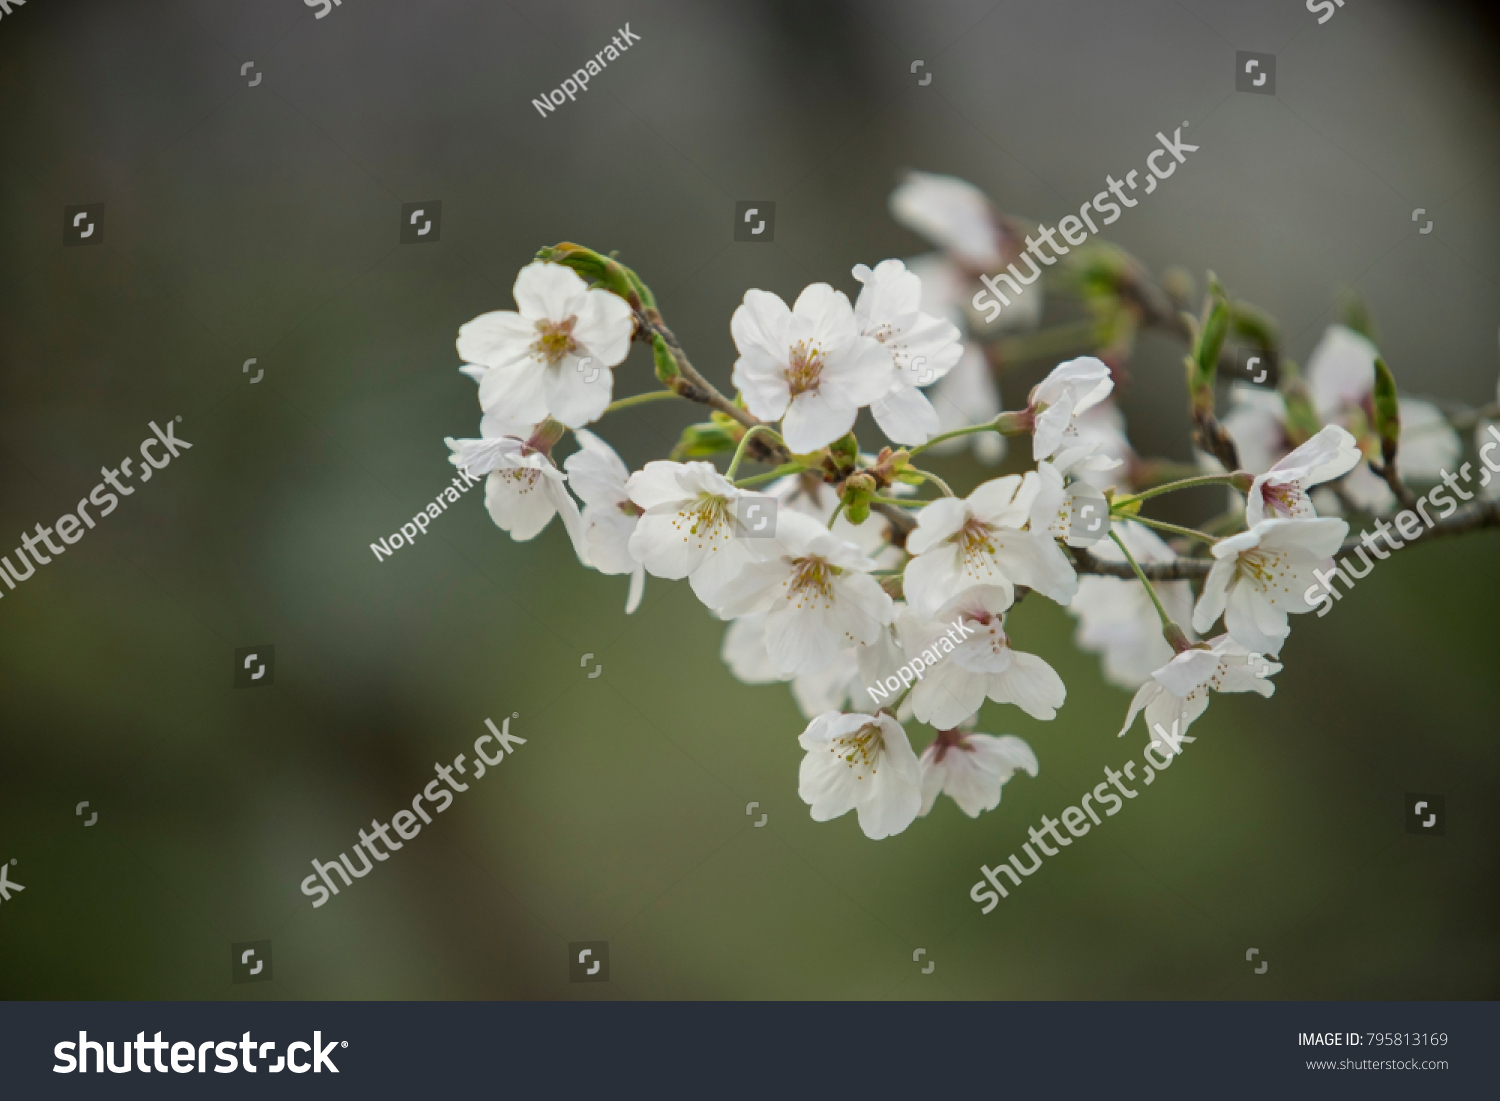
850, 259, 964, 446
1029, 356, 1115, 462
1029, 442, 1119, 548
888, 171, 1007, 271
564, 430, 646, 613
1070, 521, 1195, 689
1069, 401, 1135, 489
730, 283, 895, 453
457, 261, 634, 429
903, 473, 1078, 619
798, 711, 923, 840
1119, 634, 1279, 745
918, 727, 1038, 818
445, 414, 589, 561
625, 461, 759, 609
1192, 517, 1348, 657
703, 511, 894, 677
1305, 324, 1462, 510
723, 611, 902, 718
1244, 424, 1362, 525
899, 587, 1066, 730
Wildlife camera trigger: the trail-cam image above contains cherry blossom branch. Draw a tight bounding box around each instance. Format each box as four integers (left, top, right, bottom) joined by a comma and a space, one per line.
873, 501, 917, 545
1368, 458, 1418, 511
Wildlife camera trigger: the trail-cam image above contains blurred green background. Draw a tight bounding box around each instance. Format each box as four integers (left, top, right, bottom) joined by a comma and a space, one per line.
0, 0, 1496, 999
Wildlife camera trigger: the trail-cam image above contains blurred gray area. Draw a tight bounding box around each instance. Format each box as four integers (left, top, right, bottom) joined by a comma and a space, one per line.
0, 0, 1496, 999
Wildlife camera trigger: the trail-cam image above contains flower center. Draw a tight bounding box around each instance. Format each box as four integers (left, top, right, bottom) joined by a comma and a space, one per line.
1238, 548, 1291, 594
786, 556, 837, 608
1260, 481, 1301, 518
531, 317, 579, 366
498, 468, 542, 494
830, 722, 884, 780
952, 517, 999, 575
931, 727, 969, 763
785, 340, 826, 397
671, 493, 731, 550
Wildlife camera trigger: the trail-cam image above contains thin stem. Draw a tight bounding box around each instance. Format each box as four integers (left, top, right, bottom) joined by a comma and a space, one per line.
734, 462, 804, 488
909, 466, 955, 497
1109, 529, 1175, 635
827, 502, 846, 529
1116, 473, 1242, 505
725, 425, 784, 482
908, 422, 996, 456
604, 389, 682, 414
881, 684, 915, 718
1124, 514, 1219, 546
872, 496, 928, 506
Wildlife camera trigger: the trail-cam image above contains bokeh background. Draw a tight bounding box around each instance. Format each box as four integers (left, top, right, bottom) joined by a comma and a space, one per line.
1, 0, 1497, 1000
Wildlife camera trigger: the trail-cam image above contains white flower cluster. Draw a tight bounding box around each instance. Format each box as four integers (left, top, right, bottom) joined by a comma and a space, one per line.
439, 175, 1492, 844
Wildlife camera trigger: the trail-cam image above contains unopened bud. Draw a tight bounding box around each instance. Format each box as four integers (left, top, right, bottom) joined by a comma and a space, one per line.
1372, 357, 1401, 467
841, 472, 877, 524
827, 432, 860, 477
994, 410, 1035, 436
652, 334, 680, 384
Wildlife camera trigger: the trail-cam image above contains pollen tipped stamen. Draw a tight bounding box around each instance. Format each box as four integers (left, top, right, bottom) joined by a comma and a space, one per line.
952, 517, 999, 575
531, 316, 580, 366
829, 723, 884, 780
785, 340, 827, 397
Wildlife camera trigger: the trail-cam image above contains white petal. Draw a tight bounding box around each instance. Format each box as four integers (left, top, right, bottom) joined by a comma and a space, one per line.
573, 287, 634, 368
781, 389, 858, 453
984, 650, 1066, 720
871, 384, 941, 445
477, 360, 550, 425
457, 310, 536, 369
543, 356, 613, 428
512, 261, 588, 321
484, 468, 558, 542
